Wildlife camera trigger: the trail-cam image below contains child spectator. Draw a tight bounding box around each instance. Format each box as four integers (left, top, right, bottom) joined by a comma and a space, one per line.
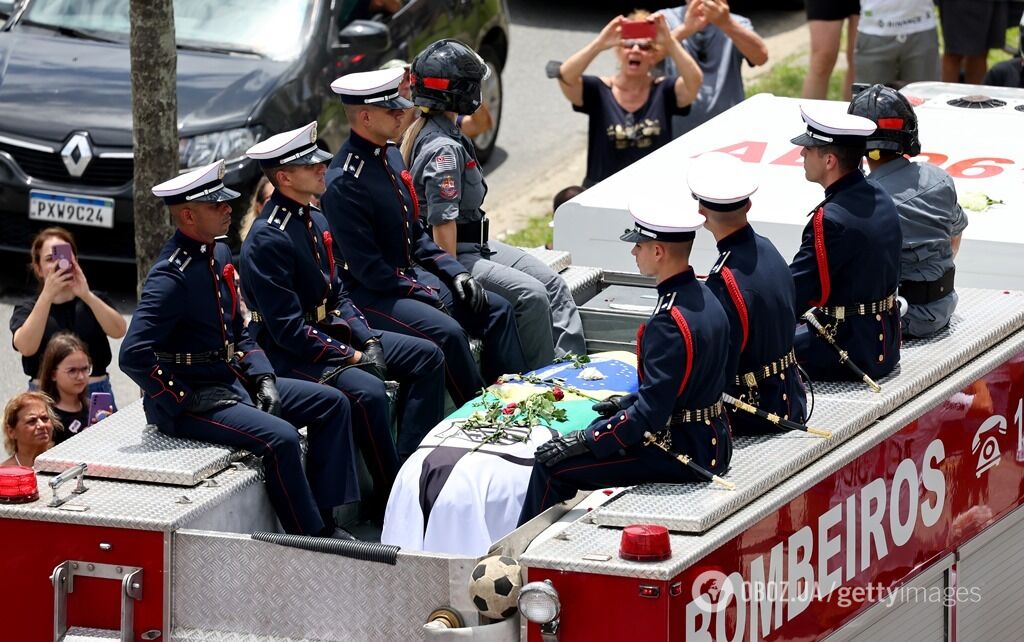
37, 332, 95, 444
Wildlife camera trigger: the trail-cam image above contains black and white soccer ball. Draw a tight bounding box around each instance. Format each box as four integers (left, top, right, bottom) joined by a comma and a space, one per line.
468, 555, 523, 620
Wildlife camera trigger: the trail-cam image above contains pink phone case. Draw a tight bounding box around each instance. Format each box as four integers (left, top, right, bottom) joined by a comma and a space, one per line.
52, 242, 74, 272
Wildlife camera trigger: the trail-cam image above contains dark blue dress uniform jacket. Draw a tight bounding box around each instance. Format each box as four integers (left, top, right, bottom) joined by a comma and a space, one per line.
518, 269, 733, 523
321, 131, 527, 404
706, 224, 807, 433
790, 170, 903, 381
241, 191, 376, 375
324, 132, 465, 303
120, 231, 358, 536
120, 231, 273, 432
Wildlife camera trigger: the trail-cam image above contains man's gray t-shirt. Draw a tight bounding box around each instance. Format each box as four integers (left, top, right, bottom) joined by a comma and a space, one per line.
660, 5, 754, 138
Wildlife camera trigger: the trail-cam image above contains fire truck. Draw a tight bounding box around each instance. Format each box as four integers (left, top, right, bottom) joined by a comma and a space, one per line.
1, 82, 1022, 642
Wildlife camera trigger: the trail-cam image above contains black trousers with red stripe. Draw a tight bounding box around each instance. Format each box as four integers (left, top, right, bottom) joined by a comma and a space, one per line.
517, 420, 732, 526
171, 378, 356, 536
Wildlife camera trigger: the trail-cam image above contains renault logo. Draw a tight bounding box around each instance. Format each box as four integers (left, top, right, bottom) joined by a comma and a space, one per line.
61, 132, 94, 178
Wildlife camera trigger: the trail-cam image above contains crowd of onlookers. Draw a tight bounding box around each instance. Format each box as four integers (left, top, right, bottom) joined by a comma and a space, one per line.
553, 1, 1023, 208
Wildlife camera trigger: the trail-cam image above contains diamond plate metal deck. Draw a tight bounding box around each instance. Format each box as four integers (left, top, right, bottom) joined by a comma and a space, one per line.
0, 459, 263, 531
589, 288, 1024, 534
35, 400, 240, 486
172, 530, 477, 642
523, 325, 1024, 579
561, 264, 603, 305
519, 246, 571, 273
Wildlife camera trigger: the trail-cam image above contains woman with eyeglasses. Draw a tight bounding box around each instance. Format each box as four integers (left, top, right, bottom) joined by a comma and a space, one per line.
2, 391, 56, 468
37, 332, 98, 444
9, 227, 126, 405
556, 11, 702, 188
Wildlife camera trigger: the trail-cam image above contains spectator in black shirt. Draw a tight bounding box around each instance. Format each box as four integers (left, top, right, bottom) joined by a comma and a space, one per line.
37, 332, 93, 444
557, 11, 702, 187
983, 20, 1023, 87
10, 227, 126, 404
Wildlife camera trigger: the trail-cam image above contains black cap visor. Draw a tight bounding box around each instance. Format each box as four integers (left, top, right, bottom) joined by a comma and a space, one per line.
195, 185, 241, 203
790, 131, 830, 148
377, 94, 414, 110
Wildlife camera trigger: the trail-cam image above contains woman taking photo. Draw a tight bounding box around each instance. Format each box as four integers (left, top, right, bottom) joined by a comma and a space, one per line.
37, 332, 96, 444
558, 11, 703, 188
9, 228, 126, 404
401, 39, 587, 369
2, 391, 57, 468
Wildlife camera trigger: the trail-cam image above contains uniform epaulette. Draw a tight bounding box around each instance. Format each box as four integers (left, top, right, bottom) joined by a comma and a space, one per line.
654, 291, 677, 314
266, 204, 294, 231
167, 247, 193, 273
708, 250, 731, 277
340, 151, 365, 178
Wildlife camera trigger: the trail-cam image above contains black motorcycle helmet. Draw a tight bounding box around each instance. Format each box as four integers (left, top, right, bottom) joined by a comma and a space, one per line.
848, 84, 921, 158
411, 39, 490, 116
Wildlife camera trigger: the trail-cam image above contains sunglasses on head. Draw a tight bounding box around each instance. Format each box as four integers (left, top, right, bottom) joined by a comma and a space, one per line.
621, 39, 654, 51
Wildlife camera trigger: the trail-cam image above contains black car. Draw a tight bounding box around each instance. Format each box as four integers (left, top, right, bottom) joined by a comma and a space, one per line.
0, 0, 509, 264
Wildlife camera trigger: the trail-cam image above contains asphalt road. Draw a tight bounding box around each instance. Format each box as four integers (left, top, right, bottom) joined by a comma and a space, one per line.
0, 3, 806, 407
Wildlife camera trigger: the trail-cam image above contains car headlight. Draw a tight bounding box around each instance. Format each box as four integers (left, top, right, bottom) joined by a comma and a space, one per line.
179, 127, 259, 169
517, 580, 560, 625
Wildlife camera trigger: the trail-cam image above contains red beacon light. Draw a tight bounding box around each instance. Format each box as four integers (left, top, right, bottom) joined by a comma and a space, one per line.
0, 466, 40, 504
619, 523, 672, 562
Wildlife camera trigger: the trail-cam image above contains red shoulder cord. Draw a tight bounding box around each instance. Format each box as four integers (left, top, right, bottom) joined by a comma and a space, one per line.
635, 324, 646, 383
322, 230, 336, 281
669, 308, 694, 398
222, 263, 238, 321
720, 267, 749, 352
399, 169, 421, 221
811, 207, 831, 307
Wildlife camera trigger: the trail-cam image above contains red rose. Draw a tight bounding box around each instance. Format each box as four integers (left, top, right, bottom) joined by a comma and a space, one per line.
502, 406, 515, 415
552, 387, 565, 401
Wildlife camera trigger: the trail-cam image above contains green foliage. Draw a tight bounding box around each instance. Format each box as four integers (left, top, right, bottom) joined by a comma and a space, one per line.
503, 214, 553, 248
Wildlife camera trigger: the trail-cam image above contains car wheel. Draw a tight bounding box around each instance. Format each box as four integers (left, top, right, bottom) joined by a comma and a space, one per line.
473, 44, 502, 164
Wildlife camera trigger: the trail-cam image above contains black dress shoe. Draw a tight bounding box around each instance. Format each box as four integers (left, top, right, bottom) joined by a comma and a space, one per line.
329, 527, 359, 541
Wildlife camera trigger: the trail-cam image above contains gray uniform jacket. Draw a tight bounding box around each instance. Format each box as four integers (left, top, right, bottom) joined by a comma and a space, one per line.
409, 114, 487, 226
869, 157, 968, 337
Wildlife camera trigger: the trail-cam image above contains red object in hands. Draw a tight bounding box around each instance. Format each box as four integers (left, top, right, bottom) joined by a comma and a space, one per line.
0, 466, 39, 504
620, 19, 656, 41
619, 524, 672, 562
552, 387, 565, 401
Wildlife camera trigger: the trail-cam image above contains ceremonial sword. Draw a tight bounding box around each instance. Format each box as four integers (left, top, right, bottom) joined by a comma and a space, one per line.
802, 309, 882, 393
642, 431, 736, 490
721, 393, 832, 437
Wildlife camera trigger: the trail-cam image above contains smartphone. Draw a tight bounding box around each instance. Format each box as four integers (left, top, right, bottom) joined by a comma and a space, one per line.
620, 19, 656, 41
88, 392, 114, 425
51, 242, 74, 272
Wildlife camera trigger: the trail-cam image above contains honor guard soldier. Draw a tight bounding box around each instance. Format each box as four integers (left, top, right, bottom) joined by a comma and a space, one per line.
320, 68, 527, 406
242, 123, 446, 492
789, 104, 903, 382
848, 85, 968, 339
692, 153, 807, 434
120, 160, 359, 539
517, 195, 732, 525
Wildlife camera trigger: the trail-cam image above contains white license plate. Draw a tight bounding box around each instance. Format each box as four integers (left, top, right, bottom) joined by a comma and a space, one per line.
28, 190, 114, 229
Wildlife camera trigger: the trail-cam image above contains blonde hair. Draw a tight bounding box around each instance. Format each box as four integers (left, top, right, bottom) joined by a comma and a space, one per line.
3, 391, 59, 455
240, 175, 273, 242
399, 109, 431, 167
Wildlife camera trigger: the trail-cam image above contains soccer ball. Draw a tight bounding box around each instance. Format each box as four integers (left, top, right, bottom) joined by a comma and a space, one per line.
468, 555, 523, 620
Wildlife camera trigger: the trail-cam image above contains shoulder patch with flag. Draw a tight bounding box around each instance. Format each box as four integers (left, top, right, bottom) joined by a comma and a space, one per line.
435, 153, 457, 171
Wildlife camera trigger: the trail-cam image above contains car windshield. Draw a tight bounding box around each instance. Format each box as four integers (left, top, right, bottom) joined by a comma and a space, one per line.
21, 0, 315, 60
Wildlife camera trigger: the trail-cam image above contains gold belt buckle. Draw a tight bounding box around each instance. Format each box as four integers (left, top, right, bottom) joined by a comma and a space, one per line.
315, 304, 327, 322
744, 372, 757, 387
835, 307, 845, 321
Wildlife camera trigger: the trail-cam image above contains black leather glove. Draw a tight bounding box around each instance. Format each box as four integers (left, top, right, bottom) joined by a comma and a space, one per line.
186, 385, 243, 415
534, 431, 590, 467
254, 374, 281, 417
357, 341, 387, 381
592, 395, 626, 418
453, 272, 487, 315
